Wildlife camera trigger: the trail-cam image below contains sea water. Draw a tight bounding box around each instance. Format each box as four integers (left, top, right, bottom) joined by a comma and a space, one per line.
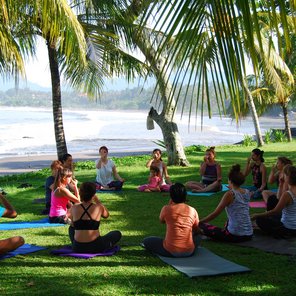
0, 106, 291, 158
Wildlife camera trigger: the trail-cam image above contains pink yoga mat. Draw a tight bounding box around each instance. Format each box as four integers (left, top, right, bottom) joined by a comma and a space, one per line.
249, 201, 266, 208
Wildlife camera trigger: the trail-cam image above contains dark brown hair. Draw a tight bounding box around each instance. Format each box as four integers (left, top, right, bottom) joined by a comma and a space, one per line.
228, 164, 245, 186
79, 182, 96, 202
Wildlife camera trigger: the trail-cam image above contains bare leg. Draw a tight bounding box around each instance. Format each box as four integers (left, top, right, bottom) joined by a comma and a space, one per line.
0, 194, 17, 218
0, 236, 25, 255
192, 181, 222, 193
185, 181, 205, 191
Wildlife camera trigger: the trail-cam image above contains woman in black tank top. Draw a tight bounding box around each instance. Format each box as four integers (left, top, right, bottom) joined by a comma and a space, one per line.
68, 182, 121, 253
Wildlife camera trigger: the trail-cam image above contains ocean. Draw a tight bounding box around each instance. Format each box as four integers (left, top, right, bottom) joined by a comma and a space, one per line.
0, 106, 292, 158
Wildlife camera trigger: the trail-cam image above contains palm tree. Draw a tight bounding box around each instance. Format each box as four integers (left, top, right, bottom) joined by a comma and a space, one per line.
138, 0, 295, 136
82, 0, 189, 165
0, 0, 90, 159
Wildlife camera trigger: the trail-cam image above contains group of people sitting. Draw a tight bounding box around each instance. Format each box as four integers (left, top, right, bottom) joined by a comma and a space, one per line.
1, 145, 296, 259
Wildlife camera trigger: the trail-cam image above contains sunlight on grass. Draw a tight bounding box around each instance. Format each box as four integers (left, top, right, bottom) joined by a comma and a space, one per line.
235, 284, 278, 293
1, 142, 296, 295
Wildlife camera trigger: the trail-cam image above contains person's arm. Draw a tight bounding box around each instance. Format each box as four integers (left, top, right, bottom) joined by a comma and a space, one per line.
258, 164, 267, 192
162, 162, 171, 184
0, 194, 17, 218
146, 158, 154, 168
159, 205, 167, 224
112, 165, 124, 182
268, 165, 278, 184
59, 186, 80, 204
216, 163, 222, 182
192, 210, 200, 234
251, 191, 291, 220
199, 191, 234, 223
200, 161, 207, 176
243, 156, 252, 177
93, 195, 109, 218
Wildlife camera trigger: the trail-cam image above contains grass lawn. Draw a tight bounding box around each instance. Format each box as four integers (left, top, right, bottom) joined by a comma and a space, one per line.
0, 142, 295, 295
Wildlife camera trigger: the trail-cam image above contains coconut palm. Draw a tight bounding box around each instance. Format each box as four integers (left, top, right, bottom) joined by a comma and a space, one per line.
139, 0, 295, 139
80, 0, 189, 165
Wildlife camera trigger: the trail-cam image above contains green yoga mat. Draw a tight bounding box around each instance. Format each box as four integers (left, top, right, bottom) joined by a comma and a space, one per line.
235, 232, 296, 255
158, 247, 250, 277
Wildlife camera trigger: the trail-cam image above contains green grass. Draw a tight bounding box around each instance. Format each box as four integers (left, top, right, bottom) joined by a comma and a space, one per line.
0, 142, 296, 295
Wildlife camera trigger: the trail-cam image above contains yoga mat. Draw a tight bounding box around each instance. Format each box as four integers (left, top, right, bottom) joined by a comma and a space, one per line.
235, 232, 296, 255
0, 217, 66, 230
249, 201, 266, 208
187, 184, 229, 197
0, 244, 46, 260
158, 247, 250, 277
51, 245, 120, 259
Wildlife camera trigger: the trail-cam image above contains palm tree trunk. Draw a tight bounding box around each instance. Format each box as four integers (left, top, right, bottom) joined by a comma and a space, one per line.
47, 39, 68, 159
132, 33, 189, 166
281, 102, 292, 141
124, 0, 189, 166
242, 78, 264, 146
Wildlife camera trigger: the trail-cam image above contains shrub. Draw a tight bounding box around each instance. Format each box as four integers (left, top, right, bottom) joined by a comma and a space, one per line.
242, 134, 256, 146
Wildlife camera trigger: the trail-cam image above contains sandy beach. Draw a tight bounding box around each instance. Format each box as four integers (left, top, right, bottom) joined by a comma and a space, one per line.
0, 150, 151, 176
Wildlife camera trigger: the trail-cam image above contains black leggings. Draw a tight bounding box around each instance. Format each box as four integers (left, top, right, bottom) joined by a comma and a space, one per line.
256, 216, 296, 238
199, 222, 253, 243
68, 226, 121, 253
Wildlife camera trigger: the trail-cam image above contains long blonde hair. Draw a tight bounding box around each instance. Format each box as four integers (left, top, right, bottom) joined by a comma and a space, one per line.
53, 167, 72, 190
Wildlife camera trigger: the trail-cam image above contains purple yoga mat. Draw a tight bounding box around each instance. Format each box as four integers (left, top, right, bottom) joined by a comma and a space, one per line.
51, 245, 120, 259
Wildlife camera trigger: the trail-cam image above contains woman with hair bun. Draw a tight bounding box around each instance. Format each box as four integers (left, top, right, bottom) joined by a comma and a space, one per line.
243, 148, 267, 199
199, 164, 253, 242
185, 147, 222, 193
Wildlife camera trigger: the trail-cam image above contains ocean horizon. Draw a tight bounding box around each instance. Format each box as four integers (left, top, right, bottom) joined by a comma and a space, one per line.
0, 106, 294, 159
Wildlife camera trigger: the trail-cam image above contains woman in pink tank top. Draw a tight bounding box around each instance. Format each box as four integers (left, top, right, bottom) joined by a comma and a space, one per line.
49, 167, 80, 224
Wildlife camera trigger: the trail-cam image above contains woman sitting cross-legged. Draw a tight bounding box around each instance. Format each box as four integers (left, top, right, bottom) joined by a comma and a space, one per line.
252, 165, 296, 238
0, 192, 25, 255
142, 183, 200, 257
49, 167, 80, 224
68, 182, 122, 253
185, 146, 222, 193
199, 164, 253, 243
243, 148, 267, 199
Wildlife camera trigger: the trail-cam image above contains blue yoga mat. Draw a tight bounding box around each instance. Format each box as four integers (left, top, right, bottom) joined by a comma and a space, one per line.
158, 247, 250, 277
0, 217, 66, 230
0, 244, 46, 260
187, 184, 229, 196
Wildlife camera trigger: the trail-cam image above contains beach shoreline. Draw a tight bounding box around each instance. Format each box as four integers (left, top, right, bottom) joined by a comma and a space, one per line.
0, 150, 152, 176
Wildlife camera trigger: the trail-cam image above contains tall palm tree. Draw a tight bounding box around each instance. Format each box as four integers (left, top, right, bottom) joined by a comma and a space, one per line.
0, 0, 89, 159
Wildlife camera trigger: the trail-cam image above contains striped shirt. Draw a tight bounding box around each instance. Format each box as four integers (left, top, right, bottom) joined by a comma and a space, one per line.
281, 190, 296, 230
226, 189, 253, 236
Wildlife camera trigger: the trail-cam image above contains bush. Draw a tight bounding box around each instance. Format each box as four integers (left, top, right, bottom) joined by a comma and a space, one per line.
264, 129, 273, 144
242, 134, 256, 146
272, 130, 287, 143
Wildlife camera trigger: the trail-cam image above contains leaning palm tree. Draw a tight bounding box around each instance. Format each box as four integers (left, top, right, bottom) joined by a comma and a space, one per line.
138, 0, 295, 137
82, 0, 189, 165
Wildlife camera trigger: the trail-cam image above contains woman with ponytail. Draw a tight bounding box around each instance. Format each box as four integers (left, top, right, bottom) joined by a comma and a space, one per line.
49, 167, 80, 224
243, 148, 267, 199
199, 164, 253, 242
